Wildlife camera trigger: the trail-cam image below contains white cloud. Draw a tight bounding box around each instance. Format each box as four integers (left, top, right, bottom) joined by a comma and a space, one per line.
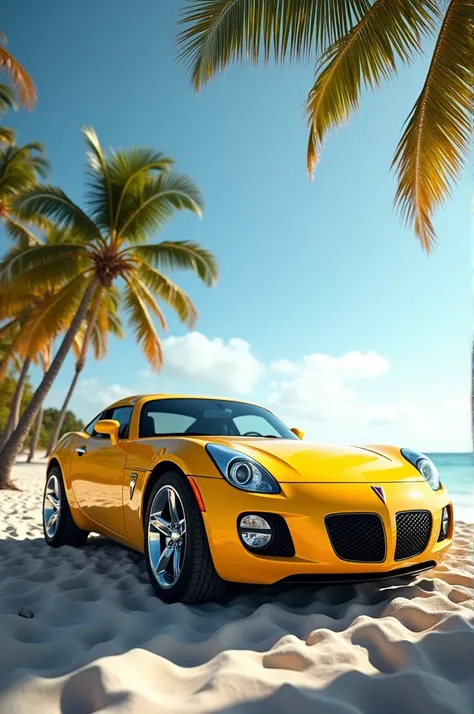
48, 334, 469, 452
268, 350, 392, 423
76, 378, 133, 409
265, 349, 470, 451
155, 331, 265, 394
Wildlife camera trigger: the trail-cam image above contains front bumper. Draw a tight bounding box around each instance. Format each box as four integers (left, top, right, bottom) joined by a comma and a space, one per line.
194, 477, 453, 585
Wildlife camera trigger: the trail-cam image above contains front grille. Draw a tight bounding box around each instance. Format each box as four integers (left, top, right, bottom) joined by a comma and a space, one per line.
395, 510, 432, 560
325, 513, 386, 562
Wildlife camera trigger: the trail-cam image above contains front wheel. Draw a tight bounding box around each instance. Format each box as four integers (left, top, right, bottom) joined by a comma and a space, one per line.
43, 467, 89, 547
144, 471, 226, 604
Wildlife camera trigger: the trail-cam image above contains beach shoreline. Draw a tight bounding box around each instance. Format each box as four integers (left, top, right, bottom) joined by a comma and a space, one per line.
0, 456, 473, 713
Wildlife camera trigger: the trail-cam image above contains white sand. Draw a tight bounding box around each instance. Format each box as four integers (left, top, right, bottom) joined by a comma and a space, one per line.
0, 456, 473, 714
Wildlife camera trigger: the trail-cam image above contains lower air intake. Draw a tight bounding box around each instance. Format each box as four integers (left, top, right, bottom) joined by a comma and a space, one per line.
395, 510, 432, 561
325, 513, 386, 563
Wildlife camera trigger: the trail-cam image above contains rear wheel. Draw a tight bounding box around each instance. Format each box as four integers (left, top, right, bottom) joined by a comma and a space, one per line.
144, 471, 226, 603
43, 467, 89, 547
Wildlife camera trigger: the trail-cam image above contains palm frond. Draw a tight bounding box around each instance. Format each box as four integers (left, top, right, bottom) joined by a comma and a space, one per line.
15, 273, 92, 358
107, 312, 123, 338
0, 126, 15, 145
0, 143, 49, 197
138, 262, 198, 327
0, 321, 22, 378
305, 0, 438, 176
177, 0, 371, 91
132, 239, 218, 287
83, 126, 115, 232
0, 291, 35, 320
14, 185, 102, 241
0, 42, 36, 108
0, 82, 17, 114
109, 147, 175, 234
73, 284, 123, 361
4, 217, 42, 246
124, 279, 164, 369
392, 0, 474, 251
90, 310, 124, 360
72, 324, 84, 361
0, 242, 88, 285
116, 172, 204, 242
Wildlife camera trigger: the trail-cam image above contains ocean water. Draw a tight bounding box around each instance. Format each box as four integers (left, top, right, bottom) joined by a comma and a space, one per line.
428, 452, 474, 523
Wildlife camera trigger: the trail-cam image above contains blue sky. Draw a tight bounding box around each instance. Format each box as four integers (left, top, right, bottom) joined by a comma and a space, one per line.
2, 1, 472, 451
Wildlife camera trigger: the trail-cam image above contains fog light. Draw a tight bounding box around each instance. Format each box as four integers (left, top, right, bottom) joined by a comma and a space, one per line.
238, 514, 272, 549
441, 506, 449, 537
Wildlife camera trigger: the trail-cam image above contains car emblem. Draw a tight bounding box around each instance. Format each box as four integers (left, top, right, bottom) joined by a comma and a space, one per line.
130, 473, 138, 500
372, 486, 386, 504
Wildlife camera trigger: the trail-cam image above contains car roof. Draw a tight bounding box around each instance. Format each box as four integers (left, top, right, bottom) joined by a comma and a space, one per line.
105, 394, 261, 411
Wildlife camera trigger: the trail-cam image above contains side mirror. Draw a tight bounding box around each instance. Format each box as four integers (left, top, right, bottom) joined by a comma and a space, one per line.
291, 427, 305, 440
94, 419, 120, 446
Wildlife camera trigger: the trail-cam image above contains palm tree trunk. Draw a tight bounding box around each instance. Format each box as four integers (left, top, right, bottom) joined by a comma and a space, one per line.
45, 286, 102, 457
0, 356, 31, 452
45, 366, 82, 457
27, 407, 43, 463
0, 277, 99, 489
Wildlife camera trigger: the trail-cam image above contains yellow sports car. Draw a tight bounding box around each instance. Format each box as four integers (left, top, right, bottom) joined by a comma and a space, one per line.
44, 394, 453, 603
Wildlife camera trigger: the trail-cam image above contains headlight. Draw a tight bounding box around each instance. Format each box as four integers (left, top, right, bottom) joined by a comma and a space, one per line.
401, 448, 440, 491
205, 443, 281, 494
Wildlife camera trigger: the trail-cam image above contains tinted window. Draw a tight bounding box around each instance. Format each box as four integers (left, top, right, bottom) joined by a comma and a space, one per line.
110, 406, 133, 440
84, 413, 104, 437
139, 398, 297, 439
84, 406, 133, 440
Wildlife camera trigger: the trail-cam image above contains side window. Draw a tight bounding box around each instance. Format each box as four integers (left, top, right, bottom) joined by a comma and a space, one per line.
110, 406, 133, 440
233, 414, 280, 437
84, 413, 103, 437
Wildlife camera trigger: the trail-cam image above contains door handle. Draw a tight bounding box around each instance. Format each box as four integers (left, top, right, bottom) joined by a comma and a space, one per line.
76, 446, 86, 456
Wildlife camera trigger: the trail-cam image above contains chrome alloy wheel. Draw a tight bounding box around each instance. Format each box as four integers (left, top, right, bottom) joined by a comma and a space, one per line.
148, 485, 187, 589
43, 473, 61, 538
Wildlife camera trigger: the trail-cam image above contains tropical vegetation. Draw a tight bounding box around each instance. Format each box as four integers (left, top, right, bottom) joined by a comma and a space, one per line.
0, 125, 218, 488
177, 0, 473, 253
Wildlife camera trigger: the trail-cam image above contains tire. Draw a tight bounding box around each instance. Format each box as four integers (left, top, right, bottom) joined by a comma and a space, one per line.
144, 471, 226, 604
43, 466, 89, 548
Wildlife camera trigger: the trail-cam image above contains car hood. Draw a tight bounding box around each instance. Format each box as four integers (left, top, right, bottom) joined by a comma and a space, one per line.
202, 438, 423, 483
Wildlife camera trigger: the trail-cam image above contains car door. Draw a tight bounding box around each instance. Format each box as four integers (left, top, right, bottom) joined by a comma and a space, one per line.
69, 406, 133, 536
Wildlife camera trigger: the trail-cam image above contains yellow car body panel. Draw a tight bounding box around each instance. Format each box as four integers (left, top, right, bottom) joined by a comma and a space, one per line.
48, 394, 453, 585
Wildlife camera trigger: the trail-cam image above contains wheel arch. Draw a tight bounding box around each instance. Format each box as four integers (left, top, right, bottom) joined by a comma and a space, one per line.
46, 456, 62, 478
141, 460, 187, 524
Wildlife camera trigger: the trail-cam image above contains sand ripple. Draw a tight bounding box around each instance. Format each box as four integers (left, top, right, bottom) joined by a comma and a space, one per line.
0, 457, 472, 714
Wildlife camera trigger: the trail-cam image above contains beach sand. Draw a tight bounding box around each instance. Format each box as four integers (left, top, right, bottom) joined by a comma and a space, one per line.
0, 456, 473, 714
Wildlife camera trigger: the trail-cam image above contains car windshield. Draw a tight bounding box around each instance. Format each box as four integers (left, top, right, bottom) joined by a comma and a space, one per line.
139, 398, 298, 439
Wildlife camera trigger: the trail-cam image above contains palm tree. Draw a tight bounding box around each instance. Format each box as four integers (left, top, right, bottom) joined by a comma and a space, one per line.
0, 263, 74, 452
0, 126, 218, 488
177, 0, 473, 252
0, 31, 36, 109
44, 286, 124, 457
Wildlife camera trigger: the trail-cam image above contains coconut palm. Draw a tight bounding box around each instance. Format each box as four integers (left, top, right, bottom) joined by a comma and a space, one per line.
0, 240, 75, 452
0, 126, 217, 488
0, 31, 36, 109
44, 286, 124, 457
177, 0, 473, 252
